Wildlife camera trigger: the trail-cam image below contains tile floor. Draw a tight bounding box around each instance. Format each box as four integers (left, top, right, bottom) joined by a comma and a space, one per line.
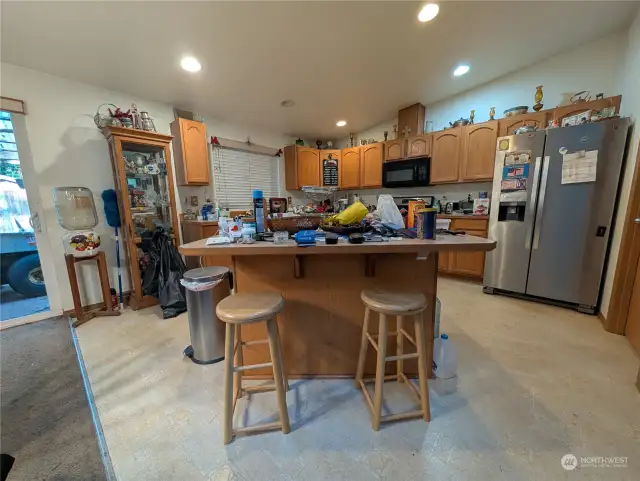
74, 277, 640, 481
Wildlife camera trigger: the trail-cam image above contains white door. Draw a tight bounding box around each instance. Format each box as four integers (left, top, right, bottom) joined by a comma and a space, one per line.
0, 110, 62, 328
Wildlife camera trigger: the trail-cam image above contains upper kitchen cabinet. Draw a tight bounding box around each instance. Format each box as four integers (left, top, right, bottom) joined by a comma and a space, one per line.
551, 95, 621, 124
498, 112, 548, 137
430, 128, 461, 184
459, 121, 498, 182
340, 147, 360, 189
384, 139, 405, 161
320, 149, 341, 187
407, 134, 431, 158
170, 118, 210, 185
398, 103, 426, 138
360, 143, 384, 188
284, 146, 320, 190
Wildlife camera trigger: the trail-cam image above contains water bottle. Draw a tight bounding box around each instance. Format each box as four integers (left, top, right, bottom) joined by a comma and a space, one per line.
433, 333, 457, 379
253, 190, 265, 233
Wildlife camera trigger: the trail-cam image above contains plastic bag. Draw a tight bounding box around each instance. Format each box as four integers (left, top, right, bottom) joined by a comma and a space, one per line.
375, 194, 404, 229
327, 201, 368, 225
158, 234, 187, 319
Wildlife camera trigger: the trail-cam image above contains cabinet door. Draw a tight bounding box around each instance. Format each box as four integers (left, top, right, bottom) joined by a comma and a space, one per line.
449, 229, 487, 278
320, 150, 341, 187
498, 112, 548, 137
340, 148, 360, 188
297, 147, 321, 187
460, 122, 498, 182
174, 119, 211, 185
438, 252, 451, 272
360, 143, 383, 188
431, 129, 461, 183
407, 135, 431, 158
384, 140, 405, 161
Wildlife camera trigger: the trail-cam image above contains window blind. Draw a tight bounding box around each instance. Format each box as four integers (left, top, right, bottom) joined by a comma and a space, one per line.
212, 146, 280, 210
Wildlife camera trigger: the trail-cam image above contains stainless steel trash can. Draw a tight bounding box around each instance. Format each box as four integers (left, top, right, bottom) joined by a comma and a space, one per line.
182, 266, 230, 364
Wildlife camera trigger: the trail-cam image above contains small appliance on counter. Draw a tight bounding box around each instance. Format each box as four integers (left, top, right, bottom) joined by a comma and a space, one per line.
444, 202, 460, 214
460, 195, 474, 215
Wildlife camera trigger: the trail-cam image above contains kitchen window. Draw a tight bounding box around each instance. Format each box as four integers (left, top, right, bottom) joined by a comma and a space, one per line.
212, 146, 280, 210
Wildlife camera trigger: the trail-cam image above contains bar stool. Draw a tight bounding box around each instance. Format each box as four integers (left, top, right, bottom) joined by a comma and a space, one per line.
355, 289, 431, 431
216, 292, 290, 444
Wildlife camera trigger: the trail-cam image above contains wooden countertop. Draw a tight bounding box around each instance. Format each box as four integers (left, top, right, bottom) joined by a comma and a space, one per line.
181, 219, 219, 226
179, 235, 496, 257
437, 214, 489, 220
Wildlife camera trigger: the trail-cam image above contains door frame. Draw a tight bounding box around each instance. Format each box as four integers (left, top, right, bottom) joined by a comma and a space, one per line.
0, 110, 63, 329
604, 140, 640, 334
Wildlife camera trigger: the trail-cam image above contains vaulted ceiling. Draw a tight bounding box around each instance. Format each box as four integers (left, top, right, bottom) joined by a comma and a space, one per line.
1, 1, 636, 138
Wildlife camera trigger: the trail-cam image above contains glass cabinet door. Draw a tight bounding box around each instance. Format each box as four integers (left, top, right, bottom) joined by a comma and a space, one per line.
120, 141, 173, 240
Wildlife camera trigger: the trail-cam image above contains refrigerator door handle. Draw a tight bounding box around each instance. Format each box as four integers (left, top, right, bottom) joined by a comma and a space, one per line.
533, 156, 551, 250
525, 157, 542, 250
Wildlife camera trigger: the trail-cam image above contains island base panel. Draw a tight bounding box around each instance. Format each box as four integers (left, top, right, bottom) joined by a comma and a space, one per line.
232, 253, 437, 378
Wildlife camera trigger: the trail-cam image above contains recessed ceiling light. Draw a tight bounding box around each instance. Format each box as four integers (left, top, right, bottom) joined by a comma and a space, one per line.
418, 3, 439, 22
280, 100, 295, 107
336, 120, 347, 127
181, 56, 201, 73
453, 65, 470, 76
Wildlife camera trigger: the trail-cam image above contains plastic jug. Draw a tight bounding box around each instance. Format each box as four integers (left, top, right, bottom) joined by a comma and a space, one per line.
433, 333, 457, 379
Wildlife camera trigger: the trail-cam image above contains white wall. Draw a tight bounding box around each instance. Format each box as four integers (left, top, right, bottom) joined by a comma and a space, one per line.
427, 31, 627, 130
343, 30, 627, 145
0, 62, 295, 311
601, 8, 640, 318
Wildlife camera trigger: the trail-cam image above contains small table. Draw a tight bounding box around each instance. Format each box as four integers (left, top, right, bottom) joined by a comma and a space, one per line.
65, 252, 120, 327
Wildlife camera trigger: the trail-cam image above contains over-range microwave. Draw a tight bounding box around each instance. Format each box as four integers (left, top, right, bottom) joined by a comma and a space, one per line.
382, 157, 430, 188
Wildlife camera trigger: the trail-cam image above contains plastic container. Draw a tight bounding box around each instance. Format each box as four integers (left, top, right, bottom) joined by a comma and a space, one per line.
433, 333, 457, 379
253, 189, 265, 233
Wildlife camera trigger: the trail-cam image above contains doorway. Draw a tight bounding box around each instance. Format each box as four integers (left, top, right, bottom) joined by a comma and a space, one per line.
605, 139, 640, 355
0, 109, 60, 328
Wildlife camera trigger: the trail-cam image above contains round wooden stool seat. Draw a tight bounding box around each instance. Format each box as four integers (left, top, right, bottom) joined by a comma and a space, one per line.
216, 293, 284, 324
361, 289, 427, 315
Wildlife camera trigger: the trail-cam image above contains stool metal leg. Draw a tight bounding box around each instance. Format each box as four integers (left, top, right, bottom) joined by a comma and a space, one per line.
414, 312, 431, 422
266, 318, 291, 434
372, 313, 388, 431
396, 315, 404, 381
355, 307, 371, 388
223, 322, 236, 444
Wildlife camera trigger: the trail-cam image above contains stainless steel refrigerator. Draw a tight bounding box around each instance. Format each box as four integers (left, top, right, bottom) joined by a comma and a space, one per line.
483, 118, 630, 313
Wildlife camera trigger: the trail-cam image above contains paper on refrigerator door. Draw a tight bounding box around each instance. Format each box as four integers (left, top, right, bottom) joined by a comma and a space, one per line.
561, 150, 598, 184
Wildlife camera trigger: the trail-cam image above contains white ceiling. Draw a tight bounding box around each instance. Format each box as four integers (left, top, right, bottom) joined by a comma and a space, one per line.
1, 1, 637, 139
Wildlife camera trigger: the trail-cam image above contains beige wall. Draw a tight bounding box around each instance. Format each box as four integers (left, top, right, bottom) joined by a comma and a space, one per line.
601, 7, 640, 318
0, 62, 295, 311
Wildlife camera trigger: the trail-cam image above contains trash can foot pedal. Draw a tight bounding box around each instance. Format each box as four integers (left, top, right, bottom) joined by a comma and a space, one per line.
184, 345, 224, 365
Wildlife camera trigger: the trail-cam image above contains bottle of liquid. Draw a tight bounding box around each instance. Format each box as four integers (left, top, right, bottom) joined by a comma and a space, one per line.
253, 190, 265, 233
433, 333, 457, 379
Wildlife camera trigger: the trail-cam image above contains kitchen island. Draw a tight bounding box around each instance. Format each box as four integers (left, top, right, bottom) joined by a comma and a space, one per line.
179, 236, 496, 378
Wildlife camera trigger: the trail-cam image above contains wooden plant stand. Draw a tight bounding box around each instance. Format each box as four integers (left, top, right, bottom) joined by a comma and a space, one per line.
65, 252, 121, 327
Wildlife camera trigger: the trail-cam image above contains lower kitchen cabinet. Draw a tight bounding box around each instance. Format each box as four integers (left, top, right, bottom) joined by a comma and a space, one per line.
437, 218, 488, 281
